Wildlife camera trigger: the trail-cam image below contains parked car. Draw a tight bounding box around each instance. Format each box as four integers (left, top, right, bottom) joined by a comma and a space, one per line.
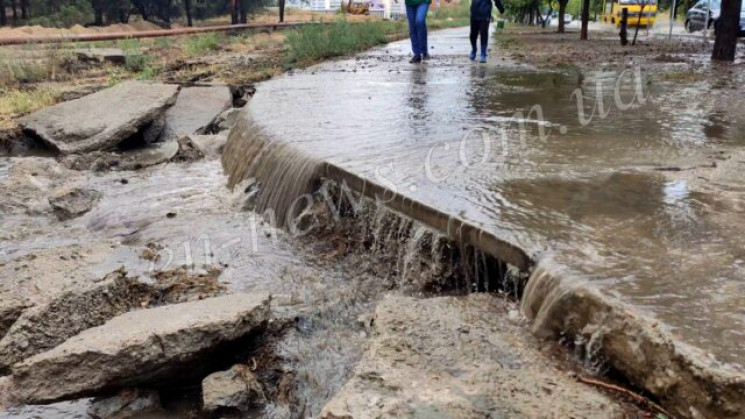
685, 0, 720, 32
685, 0, 745, 36
564, 13, 574, 23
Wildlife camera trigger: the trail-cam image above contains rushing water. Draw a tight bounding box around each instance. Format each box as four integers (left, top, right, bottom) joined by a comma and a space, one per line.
246, 28, 745, 366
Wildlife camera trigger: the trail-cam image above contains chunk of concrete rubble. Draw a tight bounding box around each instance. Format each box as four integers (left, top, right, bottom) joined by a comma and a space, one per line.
0, 269, 156, 371
61, 141, 179, 171
120, 140, 179, 168
0, 267, 225, 371
321, 295, 623, 419
214, 108, 242, 132
88, 388, 163, 419
0, 298, 28, 341
202, 364, 267, 413
75, 48, 127, 65
162, 86, 232, 142
12, 293, 271, 404
186, 134, 228, 158
19, 81, 179, 155
48, 187, 102, 221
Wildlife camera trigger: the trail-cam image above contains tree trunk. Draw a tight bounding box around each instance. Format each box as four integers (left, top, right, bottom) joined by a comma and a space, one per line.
91, 0, 103, 25
0, 0, 6, 26
163, 0, 172, 24
632, 2, 645, 45
135, 0, 149, 21
11, 0, 17, 22
580, 0, 590, 39
712, 0, 742, 60
20, 0, 27, 19
239, 0, 247, 23
184, 0, 193, 26
230, 0, 238, 24
558, 0, 568, 32
279, 0, 285, 22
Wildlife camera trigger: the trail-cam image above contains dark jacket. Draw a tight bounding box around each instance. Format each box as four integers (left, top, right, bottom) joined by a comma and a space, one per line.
471, 0, 505, 21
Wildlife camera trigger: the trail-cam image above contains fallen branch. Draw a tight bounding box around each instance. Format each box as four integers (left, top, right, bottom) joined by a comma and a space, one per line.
577, 376, 673, 418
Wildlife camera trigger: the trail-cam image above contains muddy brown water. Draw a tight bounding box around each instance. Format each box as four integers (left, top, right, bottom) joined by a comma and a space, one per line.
245, 28, 745, 366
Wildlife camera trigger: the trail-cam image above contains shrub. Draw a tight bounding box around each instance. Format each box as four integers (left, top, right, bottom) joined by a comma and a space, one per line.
183, 33, 222, 56
286, 20, 389, 63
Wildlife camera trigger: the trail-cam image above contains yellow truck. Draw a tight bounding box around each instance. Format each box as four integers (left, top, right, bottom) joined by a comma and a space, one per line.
602, 0, 658, 27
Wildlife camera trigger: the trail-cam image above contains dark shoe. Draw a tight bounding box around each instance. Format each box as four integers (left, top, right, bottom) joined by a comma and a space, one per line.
479, 54, 487, 64
469, 50, 476, 61
423, 53, 431, 60
409, 55, 422, 64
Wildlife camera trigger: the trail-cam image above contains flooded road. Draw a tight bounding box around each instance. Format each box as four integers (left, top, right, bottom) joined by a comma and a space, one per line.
248, 28, 745, 366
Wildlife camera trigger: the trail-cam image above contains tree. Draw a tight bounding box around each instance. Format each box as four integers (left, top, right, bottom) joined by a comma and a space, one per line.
91, 0, 104, 25
631, 0, 650, 45
183, 0, 192, 26
20, 0, 28, 19
580, 0, 590, 38
279, 0, 285, 22
558, 0, 569, 32
239, 0, 247, 23
230, 0, 238, 23
0, 0, 7, 25
712, 0, 742, 60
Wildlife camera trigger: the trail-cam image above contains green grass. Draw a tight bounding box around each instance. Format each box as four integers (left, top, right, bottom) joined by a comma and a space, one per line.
0, 59, 51, 85
0, 87, 58, 116
286, 20, 391, 63
184, 33, 222, 56
116, 38, 155, 74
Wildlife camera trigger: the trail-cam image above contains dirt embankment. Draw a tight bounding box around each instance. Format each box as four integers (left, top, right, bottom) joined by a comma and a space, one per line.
0, 9, 377, 39
496, 26, 745, 74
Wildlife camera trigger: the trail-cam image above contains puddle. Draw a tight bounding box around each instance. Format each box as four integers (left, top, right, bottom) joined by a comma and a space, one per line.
247, 28, 745, 366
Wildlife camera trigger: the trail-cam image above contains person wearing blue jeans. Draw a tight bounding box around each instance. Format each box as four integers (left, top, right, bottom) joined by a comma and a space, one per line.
406, 0, 430, 63
469, 0, 505, 63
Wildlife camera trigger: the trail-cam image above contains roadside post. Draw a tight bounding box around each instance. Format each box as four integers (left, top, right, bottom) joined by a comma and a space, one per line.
620, 7, 629, 44
668, 0, 677, 39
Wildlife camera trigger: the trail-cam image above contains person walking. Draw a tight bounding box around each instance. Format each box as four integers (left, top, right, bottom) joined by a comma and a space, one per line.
469, 0, 505, 63
406, 0, 431, 63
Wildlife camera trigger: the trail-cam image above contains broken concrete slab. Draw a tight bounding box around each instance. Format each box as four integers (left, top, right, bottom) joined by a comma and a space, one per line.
19, 81, 179, 155
186, 134, 228, 158
162, 86, 232, 142
11, 293, 271, 404
48, 188, 101, 221
75, 48, 127, 65
214, 108, 242, 133
0, 269, 157, 371
0, 298, 28, 342
61, 141, 179, 172
120, 141, 179, 169
202, 364, 266, 413
88, 388, 163, 419
321, 295, 622, 418
0, 267, 225, 372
